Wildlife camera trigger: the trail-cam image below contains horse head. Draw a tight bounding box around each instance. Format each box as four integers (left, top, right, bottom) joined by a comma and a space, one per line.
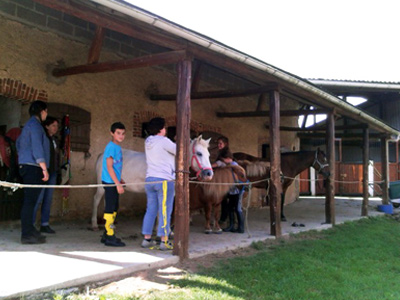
313, 148, 330, 178
190, 135, 214, 181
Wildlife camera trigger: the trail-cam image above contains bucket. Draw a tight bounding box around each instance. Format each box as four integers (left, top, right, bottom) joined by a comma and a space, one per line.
377, 204, 393, 214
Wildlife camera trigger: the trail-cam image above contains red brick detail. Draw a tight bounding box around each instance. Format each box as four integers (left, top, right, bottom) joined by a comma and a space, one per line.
0, 78, 48, 103
133, 110, 221, 137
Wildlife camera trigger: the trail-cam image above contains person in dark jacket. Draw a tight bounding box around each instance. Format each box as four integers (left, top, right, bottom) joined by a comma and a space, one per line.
16, 100, 50, 244
33, 116, 60, 234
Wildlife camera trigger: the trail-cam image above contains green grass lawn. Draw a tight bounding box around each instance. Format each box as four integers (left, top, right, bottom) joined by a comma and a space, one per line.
64, 215, 400, 300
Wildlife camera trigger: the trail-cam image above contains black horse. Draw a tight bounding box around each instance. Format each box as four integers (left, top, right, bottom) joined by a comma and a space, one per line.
234, 149, 330, 221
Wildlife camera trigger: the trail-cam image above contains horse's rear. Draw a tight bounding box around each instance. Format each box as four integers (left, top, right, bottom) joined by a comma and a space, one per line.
190, 165, 246, 234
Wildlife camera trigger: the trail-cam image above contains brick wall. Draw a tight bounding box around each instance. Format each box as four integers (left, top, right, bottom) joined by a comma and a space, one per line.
0, 78, 48, 103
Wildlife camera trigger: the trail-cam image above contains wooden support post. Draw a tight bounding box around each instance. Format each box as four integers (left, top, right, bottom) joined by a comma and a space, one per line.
381, 136, 389, 204
362, 128, 369, 216
325, 112, 335, 224
269, 90, 281, 237
173, 58, 192, 260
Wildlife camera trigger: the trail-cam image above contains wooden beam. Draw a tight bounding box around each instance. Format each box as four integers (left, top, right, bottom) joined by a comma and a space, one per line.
266, 124, 368, 132
87, 26, 105, 64
362, 128, 369, 216
325, 112, 335, 225
53, 50, 187, 77
217, 109, 329, 118
298, 132, 383, 139
173, 59, 192, 260
191, 61, 203, 93
256, 93, 267, 111
269, 90, 282, 237
150, 83, 279, 101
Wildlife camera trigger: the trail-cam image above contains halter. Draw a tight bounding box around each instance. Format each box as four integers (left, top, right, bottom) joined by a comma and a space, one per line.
191, 142, 213, 179
312, 150, 329, 173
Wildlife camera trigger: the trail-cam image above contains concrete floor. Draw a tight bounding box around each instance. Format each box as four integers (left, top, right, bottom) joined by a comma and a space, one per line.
0, 196, 387, 299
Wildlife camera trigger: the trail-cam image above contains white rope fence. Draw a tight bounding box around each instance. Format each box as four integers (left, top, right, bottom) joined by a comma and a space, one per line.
0, 175, 387, 239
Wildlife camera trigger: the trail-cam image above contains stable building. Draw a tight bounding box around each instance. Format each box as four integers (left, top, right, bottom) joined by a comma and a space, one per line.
0, 0, 399, 258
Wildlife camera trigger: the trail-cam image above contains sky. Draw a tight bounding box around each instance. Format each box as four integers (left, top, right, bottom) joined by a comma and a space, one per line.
125, 0, 399, 82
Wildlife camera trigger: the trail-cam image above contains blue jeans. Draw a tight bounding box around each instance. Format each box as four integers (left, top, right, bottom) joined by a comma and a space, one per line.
142, 177, 175, 237
33, 171, 56, 226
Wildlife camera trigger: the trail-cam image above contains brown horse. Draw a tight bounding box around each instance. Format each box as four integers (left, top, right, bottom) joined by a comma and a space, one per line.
234, 149, 330, 221
189, 164, 247, 234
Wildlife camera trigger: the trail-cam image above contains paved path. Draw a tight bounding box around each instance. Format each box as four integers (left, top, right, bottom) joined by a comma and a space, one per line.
0, 197, 386, 299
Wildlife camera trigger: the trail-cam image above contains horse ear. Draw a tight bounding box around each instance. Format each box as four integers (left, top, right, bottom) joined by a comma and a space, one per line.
205, 137, 211, 145
197, 135, 203, 142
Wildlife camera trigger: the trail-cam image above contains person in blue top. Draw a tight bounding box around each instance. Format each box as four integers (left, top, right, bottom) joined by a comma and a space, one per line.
16, 100, 50, 244
101, 122, 126, 247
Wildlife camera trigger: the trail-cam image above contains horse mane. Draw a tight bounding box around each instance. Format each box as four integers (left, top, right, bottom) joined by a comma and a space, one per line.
202, 165, 246, 199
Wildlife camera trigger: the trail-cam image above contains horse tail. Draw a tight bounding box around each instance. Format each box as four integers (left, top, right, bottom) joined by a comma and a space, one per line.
237, 160, 270, 177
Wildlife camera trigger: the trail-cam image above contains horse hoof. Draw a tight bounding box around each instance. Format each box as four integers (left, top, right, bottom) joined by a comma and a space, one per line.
204, 229, 212, 234
88, 226, 99, 231
213, 229, 223, 234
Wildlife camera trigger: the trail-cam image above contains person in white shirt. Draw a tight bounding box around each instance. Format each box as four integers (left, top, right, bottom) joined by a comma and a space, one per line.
141, 117, 176, 251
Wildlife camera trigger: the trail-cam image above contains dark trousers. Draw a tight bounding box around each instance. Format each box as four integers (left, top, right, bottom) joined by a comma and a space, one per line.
102, 182, 119, 214
227, 193, 240, 213
19, 165, 45, 237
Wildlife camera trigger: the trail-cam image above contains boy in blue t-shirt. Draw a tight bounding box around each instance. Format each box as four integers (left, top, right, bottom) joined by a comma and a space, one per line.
101, 122, 126, 247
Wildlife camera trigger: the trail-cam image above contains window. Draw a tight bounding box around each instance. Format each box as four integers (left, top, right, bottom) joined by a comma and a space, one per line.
47, 103, 91, 152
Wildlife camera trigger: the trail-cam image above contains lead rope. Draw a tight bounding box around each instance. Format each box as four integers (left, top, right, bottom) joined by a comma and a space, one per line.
244, 182, 252, 238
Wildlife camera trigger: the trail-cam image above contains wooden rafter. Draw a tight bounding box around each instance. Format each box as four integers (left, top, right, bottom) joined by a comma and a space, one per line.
217, 109, 329, 118
150, 83, 279, 101
52, 50, 187, 77
87, 26, 105, 64
265, 124, 368, 132
298, 132, 385, 139
256, 93, 267, 111
191, 61, 203, 93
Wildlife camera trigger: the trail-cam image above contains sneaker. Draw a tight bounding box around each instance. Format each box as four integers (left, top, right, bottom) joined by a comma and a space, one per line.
141, 239, 157, 248
159, 240, 173, 251
101, 231, 121, 243
40, 225, 56, 234
104, 234, 125, 247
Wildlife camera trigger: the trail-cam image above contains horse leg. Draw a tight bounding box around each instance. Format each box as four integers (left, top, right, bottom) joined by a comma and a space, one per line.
281, 192, 287, 221
213, 204, 222, 234
204, 203, 212, 234
91, 187, 104, 231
